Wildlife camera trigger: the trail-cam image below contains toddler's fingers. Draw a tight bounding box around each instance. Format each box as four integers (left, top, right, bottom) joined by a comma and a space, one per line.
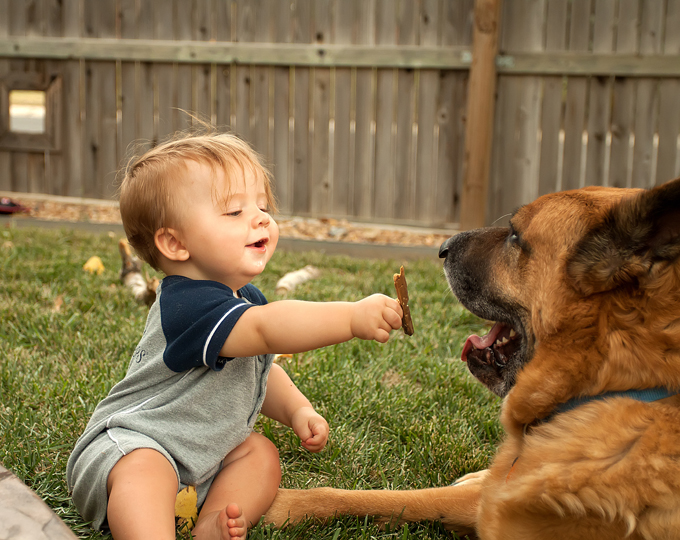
374, 328, 390, 343
296, 424, 313, 442
384, 306, 403, 330
391, 297, 404, 318
301, 417, 329, 448
310, 418, 329, 439
302, 436, 327, 452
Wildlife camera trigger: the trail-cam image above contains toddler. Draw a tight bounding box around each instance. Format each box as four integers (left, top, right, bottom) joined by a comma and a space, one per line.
66, 132, 403, 540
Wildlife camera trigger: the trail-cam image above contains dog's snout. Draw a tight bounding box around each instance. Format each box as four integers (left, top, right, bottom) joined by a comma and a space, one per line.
439, 237, 453, 259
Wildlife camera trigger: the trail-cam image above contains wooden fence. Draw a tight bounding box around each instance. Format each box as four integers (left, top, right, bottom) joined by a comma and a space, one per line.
489, 0, 680, 227
1, 0, 679, 229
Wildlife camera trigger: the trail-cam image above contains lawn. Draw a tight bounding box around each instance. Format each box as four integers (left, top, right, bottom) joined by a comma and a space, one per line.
0, 225, 502, 539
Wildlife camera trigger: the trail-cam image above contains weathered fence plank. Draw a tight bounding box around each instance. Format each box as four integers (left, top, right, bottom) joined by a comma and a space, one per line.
631, 2, 664, 189
291, 0, 312, 216
134, 0, 156, 154
352, 0, 377, 221
608, 0, 638, 189
414, 0, 440, 223
373, 0, 397, 220
489, 0, 542, 224
437, 0, 472, 226
153, 3, 176, 140
44, 0, 64, 195
191, 0, 213, 127
120, 0, 139, 165
83, 0, 117, 198
656, 0, 680, 185
175, 1, 194, 130
310, 0, 331, 216
60, 0, 83, 197
584, 0, 615, 188
0, 0, 11, 192
330, 0, 353, 217
271, 0, 292, 214
9, 1, 33, 194
394, 0, 417, 221
561, 0, 591, 191
537, 0, 567, 196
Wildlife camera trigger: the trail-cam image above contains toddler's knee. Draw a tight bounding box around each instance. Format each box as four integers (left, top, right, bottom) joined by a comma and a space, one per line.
250, 433, 281, 480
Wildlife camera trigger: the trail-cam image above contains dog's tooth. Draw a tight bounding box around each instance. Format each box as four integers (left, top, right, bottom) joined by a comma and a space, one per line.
509, 329, 516, 337
501, 337, 509, 344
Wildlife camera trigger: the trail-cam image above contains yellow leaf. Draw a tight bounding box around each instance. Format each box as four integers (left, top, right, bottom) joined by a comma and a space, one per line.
175, 485, 198, 532
82, 256, 105, 275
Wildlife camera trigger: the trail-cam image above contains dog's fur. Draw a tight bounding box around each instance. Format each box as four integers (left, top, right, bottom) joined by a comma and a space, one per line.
264, 178, 680, 539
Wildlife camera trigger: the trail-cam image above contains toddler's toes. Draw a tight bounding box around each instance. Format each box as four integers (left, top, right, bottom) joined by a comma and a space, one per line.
225, 503, 246, 540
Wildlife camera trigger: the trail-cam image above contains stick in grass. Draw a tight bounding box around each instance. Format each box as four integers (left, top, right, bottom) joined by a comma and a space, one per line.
393, 265, 414, 336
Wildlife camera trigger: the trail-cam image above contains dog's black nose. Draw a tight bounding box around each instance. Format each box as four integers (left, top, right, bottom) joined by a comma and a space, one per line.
439, 237, 453, 259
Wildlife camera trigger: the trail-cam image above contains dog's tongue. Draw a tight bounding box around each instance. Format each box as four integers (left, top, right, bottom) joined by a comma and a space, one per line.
461, 322, 504, 362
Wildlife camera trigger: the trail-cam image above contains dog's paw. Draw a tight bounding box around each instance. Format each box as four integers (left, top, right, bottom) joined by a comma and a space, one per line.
452, 469, 489, 486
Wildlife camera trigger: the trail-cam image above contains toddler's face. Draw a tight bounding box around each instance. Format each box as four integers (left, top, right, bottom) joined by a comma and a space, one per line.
174, 160, 279, 290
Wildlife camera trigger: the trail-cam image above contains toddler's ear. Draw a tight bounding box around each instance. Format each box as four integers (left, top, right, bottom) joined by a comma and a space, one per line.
154, 228, 190, 262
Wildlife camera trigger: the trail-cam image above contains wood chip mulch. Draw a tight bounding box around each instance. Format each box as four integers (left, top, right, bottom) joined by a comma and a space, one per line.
6, 197, 454, 248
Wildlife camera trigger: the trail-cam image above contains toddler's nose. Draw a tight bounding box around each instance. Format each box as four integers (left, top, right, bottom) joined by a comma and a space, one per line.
256, 209, 270, 227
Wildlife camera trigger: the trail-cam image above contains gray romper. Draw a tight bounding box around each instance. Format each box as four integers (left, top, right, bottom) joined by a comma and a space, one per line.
66, 276, 274, 530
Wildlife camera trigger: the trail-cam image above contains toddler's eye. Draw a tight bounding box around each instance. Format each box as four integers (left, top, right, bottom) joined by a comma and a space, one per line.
225, 210, 242, 217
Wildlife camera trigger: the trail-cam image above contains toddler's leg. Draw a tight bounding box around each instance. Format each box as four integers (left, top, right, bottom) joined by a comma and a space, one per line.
192, 432, 281, 540
106, 448, 179, 540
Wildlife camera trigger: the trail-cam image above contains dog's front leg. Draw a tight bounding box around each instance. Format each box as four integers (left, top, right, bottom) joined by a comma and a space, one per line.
263, 472, 487, 534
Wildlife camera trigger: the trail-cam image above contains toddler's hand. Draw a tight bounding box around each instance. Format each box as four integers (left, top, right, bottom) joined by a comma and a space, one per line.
291, 406, 329, 453
350, 294, 403, 343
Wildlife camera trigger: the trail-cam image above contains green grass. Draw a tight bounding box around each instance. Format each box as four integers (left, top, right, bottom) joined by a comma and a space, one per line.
0, 225, 501, 539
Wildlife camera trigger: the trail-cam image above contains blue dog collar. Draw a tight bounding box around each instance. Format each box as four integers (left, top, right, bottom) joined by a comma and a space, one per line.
553, 387, 680, 417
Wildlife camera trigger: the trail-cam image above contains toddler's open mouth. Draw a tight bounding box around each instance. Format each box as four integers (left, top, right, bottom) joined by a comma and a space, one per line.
248, 238, 269, 249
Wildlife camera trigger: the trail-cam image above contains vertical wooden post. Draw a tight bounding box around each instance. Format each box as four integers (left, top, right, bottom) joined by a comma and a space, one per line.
460, 0, 502, 230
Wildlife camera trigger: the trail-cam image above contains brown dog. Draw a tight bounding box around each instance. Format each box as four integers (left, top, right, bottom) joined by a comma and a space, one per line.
264, 178, 680, 539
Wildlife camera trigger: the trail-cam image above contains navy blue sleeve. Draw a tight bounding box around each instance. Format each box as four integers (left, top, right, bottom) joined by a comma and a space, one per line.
158, 277, 267, 372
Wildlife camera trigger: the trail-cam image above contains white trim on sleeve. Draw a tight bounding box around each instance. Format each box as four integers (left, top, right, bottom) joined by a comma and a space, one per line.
202, 302, 249, 367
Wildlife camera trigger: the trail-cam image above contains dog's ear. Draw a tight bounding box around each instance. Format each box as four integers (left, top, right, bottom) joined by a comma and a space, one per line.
567, 177, 680, 295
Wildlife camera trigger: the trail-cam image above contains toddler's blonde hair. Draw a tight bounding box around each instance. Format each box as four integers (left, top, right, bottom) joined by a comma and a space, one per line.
119, 132, 277, 270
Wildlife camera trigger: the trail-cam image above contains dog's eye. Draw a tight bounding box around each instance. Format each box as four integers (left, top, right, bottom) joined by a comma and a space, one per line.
507, 224, 530, 254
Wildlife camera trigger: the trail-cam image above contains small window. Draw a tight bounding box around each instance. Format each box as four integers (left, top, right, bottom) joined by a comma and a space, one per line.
9, 90, 46, 134
0, 74, 61, 152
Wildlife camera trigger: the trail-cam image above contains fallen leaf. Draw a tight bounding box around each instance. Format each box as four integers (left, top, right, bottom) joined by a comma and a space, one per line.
175, 485, 198, 532
83, 256, 105, 275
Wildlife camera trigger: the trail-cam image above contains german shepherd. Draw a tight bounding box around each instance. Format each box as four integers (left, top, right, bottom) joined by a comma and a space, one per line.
264, 178, 680, 539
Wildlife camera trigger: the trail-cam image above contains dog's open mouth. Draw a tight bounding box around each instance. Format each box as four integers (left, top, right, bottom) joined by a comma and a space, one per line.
462, 322, 521, 369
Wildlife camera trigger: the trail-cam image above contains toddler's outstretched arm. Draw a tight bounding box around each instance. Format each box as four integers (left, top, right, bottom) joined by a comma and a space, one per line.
221, 294, 403, 358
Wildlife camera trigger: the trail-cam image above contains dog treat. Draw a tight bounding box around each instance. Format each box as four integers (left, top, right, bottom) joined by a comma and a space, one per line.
393, 266, 414, 336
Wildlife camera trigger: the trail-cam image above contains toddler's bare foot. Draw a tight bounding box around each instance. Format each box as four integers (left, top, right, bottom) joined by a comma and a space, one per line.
223, 503, 246, 540
192, 503, 246, 540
